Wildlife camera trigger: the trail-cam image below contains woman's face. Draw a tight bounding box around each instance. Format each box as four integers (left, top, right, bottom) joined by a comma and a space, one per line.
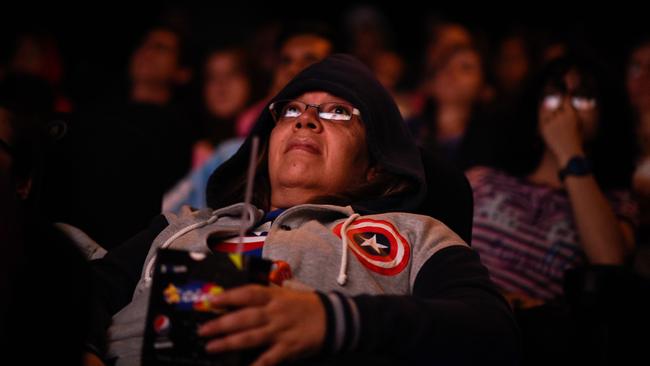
538, 69, 599, 142
627, 43, 650, 113
272, 35, 332, 94
427, 24, 473, 70
129, 29, 181, 84
203, 51, 251, 119
431, 48, 484, 105
268, 91, 370, 209
495, 37, 530, 92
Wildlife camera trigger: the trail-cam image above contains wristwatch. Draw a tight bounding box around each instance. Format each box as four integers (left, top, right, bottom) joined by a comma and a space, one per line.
558, 156, 592, 181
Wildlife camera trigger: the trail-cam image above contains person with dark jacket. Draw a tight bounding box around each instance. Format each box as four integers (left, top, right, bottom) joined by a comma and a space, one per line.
0, 94, 90, 365
40, 24, 196, 250
87, 54, 519, 366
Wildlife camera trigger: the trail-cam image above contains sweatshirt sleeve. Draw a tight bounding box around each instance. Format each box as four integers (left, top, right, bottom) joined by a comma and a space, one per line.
86, 214, 169, 356
317, 245, 520, 365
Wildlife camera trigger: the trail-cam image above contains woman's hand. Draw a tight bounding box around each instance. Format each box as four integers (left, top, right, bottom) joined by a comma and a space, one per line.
198, 284, 326, 366
539, 97, 585, 165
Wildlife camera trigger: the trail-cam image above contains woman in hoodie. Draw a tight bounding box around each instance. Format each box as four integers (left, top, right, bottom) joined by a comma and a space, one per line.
87, 54, 519, 366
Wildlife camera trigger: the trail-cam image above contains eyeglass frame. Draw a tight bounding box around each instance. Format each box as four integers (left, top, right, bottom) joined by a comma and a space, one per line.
540, 93, 598, 111
268, 99, 361, 123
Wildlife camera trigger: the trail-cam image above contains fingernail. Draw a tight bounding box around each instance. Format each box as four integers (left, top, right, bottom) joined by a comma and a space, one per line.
197, 323, 216, 336
209, 294, 223, 304
205, 340, 224, 353
197, 325, 207, 336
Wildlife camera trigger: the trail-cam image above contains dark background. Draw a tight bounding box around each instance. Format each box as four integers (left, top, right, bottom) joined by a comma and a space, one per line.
1, 1, 647, 103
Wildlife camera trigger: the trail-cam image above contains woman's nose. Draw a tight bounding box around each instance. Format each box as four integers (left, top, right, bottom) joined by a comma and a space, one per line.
293, 108, 323, 132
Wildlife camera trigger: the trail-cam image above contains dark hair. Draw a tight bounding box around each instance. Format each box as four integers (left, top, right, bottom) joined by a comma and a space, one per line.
492, 55, 637, 190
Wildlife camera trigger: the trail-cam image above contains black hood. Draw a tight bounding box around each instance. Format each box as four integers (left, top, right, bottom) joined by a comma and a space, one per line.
206, 54, 426, 214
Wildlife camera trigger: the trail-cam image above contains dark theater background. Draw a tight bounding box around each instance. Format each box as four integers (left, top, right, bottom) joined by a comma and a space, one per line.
1, 2, 649, 366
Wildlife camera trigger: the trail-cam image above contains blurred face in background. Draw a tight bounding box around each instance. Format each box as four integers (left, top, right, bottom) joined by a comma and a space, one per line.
203, 51, 251, 119
431, 47, 485, 106
627, 43, 650, 114
427, 23, 473, 72
372, 51, 404, 91
495, 36, 530, 93
543, 42, 568, 63
272, 35, 332, 94
129, 29, 184, 85
10, 34, 64, 85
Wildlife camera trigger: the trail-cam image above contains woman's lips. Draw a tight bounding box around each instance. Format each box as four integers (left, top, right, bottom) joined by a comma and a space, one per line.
285, 140, 321, 154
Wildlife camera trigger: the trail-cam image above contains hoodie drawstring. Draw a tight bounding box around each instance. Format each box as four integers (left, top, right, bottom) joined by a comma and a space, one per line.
337, 213, 360, 286
143, 204, 257, 284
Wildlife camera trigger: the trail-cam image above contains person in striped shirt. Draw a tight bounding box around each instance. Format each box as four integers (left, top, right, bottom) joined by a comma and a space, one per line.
467, 55, 638, 307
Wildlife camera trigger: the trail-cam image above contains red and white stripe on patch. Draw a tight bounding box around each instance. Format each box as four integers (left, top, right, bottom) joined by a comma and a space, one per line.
333, 218, 410, 276
211, 232, 267, 253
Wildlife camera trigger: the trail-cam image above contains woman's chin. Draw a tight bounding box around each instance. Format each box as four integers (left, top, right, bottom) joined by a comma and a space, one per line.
277, 175, 320, 189
281, 160, 321, 178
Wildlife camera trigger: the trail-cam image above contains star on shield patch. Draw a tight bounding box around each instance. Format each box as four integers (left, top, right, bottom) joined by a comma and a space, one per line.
333, 218, 410, 275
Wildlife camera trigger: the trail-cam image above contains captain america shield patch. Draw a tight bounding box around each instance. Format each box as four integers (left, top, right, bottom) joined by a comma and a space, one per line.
333, 218, 410, 275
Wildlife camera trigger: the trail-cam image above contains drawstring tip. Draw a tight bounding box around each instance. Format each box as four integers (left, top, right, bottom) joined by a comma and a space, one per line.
337, 213, 359, 287
337, 274, 347, 286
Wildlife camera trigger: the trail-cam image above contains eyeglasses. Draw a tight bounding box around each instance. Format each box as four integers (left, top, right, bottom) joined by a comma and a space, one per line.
541, 94, 597, 111
269, 100, 361, 123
